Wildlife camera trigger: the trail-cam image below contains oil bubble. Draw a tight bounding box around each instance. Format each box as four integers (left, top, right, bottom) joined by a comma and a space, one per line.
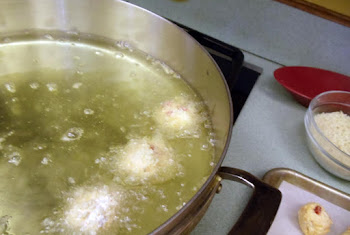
30, 82, 40, 89
83, 108, 94, 115
7, 152, 21, 166
115, 41, 134, 52
44, 34, 54, 40
95, 157, 106, 164
173, 73, 181, 79
200, 144, 208, 151
33, 144, 46, 151
4, 82, 16, 93
2, 37, 11, 43
209, 138, 216, 146
46, 83, 57, 92
0, 215, 11, 234
72, 82, 82, 89
41, 156, 52, 165
68, 177, 75, 184
161, 205, 168, 212
61, 127, 84, 142
160, 63, 175, 75
95, 51, 104, 56
115, 52, 124, 59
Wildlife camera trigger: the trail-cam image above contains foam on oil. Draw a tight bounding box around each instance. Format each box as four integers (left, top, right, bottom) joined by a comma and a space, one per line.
0, 36, 215, 234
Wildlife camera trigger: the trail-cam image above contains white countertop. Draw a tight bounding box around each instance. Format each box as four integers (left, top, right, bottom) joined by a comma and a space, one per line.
193, 51, 350, 234
125, 0, 350, 234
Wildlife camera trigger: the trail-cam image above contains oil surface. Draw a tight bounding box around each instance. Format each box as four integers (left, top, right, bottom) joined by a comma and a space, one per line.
0, 38, 215, 234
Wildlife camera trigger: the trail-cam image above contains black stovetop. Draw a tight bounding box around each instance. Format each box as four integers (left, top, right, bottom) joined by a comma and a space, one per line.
173, 22, 261, 123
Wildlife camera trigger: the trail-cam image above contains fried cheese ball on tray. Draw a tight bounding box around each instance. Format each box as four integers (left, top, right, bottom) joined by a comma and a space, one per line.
298, 202, 332, 235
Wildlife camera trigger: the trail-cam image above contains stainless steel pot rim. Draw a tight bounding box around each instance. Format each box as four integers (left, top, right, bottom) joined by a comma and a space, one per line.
0, 0, 280, 234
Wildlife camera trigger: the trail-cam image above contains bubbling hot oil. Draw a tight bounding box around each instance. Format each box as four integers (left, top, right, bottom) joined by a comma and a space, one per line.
0, 41, 215, 234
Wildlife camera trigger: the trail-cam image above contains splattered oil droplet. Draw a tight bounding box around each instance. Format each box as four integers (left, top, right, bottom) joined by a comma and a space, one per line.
83, 108, 94, 115
4, 82, 16, 93
61, 127, 84, 142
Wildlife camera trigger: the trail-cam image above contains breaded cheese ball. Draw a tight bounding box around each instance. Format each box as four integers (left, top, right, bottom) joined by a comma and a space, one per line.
298, 202, 332, 235
115, 135, 179, 185
63, 185, 122, 235
153, 96, 204, 138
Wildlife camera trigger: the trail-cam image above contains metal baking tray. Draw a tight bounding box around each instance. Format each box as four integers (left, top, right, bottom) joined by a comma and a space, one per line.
263, 168, 350, 210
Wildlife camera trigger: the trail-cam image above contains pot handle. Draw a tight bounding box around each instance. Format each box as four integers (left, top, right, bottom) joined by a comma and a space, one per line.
218, 167, 281, 235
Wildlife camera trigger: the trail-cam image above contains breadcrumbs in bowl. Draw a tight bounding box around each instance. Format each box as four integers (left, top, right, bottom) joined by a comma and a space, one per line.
304, 91, 350, 181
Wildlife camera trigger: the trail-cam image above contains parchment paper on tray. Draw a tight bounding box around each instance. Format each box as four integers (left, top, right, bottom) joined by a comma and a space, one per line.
263, 169, 350, 235
268, 181, 349, 235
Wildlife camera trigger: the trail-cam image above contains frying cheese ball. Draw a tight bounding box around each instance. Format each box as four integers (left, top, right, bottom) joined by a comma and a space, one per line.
154, 96, 203, 138
115, 135, 179, 185
63, 185, 122, 234
298, 202, 332, 235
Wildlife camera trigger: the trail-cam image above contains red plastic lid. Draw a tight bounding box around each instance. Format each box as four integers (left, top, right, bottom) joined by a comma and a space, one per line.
274, 66, 350, 107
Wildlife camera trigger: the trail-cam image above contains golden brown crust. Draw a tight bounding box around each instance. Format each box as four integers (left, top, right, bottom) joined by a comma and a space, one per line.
298, 202, 332, 235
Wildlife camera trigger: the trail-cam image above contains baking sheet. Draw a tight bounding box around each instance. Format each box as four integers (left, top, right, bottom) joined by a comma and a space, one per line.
268, 181, 350, 235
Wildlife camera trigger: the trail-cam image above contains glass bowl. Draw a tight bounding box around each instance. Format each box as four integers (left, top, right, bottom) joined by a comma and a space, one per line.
304, 90, 350, 181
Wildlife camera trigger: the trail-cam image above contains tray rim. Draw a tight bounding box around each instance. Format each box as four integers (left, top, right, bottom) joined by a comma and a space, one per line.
263, 168, 350, 210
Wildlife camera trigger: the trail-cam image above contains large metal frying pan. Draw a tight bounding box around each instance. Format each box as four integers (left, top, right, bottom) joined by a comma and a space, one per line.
0, 0, 281, 234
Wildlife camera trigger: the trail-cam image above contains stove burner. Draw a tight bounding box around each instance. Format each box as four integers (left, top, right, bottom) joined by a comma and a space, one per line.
172, 21, 261, 123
